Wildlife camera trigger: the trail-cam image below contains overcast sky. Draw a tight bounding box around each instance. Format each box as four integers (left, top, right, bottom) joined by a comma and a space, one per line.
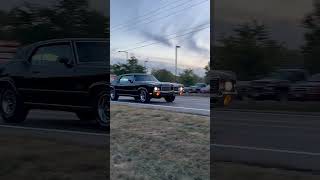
110, 0, 210, 70
215, 0, 314, 49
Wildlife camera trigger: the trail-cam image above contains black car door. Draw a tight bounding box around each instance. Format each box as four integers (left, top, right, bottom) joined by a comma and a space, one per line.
25, 42, 76, 105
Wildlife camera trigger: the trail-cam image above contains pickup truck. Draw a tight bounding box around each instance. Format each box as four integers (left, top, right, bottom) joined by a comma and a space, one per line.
0, 38, 109, 128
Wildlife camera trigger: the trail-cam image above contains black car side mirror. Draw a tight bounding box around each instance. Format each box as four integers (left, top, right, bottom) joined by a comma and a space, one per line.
58, 57, 73, 68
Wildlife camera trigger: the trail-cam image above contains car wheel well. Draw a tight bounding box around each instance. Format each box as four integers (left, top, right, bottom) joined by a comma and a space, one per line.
89, 85, 109, 98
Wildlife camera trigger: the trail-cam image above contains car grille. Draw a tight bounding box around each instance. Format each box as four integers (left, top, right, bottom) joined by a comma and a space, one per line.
161, 86, 172, 91
173, 87, 179, 91
211, 79, 219, 93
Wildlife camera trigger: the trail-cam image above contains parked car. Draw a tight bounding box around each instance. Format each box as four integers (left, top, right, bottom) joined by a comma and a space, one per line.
200, 85, 210, 93
289, 73, 320, 101
249, 69, 308, 101
110, 73, 184, 103
184, 83, 207, 93
0, 38, 109, 128
211, 70, 237, 106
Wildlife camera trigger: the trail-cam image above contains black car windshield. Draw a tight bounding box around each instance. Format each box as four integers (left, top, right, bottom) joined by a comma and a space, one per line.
135, 75, 159, 82
76, 42, 108, 63
309, 74, 320, 82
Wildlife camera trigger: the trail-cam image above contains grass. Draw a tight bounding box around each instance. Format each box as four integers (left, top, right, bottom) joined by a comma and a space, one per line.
110, 104, 210, 180
214, 162, 320, 180
0, 135, 108, 180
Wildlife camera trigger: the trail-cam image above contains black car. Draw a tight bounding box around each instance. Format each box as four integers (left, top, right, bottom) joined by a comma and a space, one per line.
110, 74, 184, 103
0, 38, 109, 128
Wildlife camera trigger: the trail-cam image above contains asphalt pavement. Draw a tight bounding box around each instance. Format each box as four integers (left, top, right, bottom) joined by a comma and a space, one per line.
112, 95, 210, 116
212, 110, 320, 171
0, 110, 108, 146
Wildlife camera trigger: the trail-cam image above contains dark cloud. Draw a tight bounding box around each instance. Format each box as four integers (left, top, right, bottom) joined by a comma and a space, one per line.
215, 0, 314, 49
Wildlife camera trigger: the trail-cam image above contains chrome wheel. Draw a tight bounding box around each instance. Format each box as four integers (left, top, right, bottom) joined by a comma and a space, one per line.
97, 93, 109, 125
1, 89, 16, 116
140, 90, 146, 102
110, 89, 115, 99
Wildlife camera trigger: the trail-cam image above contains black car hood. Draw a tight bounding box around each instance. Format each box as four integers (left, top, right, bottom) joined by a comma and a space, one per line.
292, 81, 320, 88
138, 81, 182, 87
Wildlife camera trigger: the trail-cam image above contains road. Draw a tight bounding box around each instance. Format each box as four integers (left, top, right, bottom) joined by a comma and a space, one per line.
0, 110, 108, 146
112, 95, 210, 116
213, 110, 320, 171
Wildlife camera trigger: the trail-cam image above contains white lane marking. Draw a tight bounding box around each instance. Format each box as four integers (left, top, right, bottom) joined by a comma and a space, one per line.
112, 101, 210, 112
213, 144, 320, 156
213, 117, 320, 125
215, 121, 320, 130
214, 109, 320, 118
0, 124, 108, 137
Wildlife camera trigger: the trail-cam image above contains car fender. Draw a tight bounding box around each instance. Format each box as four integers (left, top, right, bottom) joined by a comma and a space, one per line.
0, 77, 18, 93
89, 81, 110, 96
137, 86, 149, 93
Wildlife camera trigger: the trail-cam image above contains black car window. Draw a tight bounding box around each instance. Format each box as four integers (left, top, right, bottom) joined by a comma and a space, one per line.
31, 44, 73, 65
135, 75, 159, 82
76, 42, 108, 63
119, 76, 134, 84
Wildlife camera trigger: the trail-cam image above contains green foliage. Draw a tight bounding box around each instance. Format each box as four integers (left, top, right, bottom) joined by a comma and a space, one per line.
111, 56, 146, 75
0, 0, 109, 45
302, 2, 320, 74
214, 21, 287, 80
151, 69, 175, 82
179, 69, 199, 86
204, 61, 210, 84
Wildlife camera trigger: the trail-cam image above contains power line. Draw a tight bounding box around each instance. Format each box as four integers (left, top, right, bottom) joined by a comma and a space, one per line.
111, 22, 210, 52
112, 0, 209, 34
111, 0, 196, 31
111, 0, 188, 30
122, 25, 209, 52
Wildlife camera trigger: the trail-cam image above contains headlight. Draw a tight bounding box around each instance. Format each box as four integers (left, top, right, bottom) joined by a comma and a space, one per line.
154, 87, 160, 91
225, 81, 233, 91
179, 87, 184, 92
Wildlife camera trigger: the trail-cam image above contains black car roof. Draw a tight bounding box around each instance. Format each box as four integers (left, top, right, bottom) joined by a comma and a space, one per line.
121, 73, 150, 76
14, 38, 109, 60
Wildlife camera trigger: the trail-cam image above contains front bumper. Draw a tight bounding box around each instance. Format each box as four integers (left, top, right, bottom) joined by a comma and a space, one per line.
150, 90, 183, 98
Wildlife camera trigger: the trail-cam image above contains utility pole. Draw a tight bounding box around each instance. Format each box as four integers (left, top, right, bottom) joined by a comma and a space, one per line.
175, 45, 180, 82
144, 60, 149, 74
118, 50, 129, 60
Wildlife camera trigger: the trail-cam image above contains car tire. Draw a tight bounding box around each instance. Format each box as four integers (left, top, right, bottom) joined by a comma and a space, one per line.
110, 88, 119, 101
139, 89, 150, 103
95, 90, 109, 129
76, 111, 95, 121
164, 95, 175, 102
0, 87, 28, 123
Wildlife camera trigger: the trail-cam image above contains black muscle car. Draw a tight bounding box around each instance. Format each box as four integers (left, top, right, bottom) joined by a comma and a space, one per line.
110, 74, 184, 103
0, 38, 109, 128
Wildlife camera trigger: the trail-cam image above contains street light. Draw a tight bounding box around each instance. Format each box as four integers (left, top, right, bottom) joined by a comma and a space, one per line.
118, 50, 129, 60
175, 45, 180, 82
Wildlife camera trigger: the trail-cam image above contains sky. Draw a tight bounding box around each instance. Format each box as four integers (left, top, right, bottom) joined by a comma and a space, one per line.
110, 0, 210, 76
215, 0, 314, 49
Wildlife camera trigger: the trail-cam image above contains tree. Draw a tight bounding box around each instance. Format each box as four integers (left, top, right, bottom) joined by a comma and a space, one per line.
179, 69, 199, 86
111, 56, 146, 75
1, 0, 108, 45
302, 2, 320, 74
151, 69, 175, 82
204, 61, 210, 84
214, 21, 287, 80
